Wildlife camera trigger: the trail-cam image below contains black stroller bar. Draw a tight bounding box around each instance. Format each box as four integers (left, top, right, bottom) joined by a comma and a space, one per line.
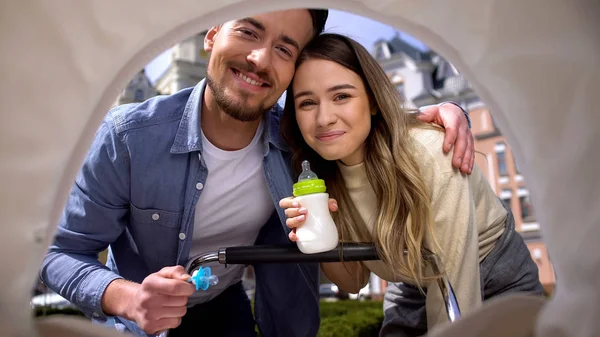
185, 243, 461, 323
187, 242, 380, 271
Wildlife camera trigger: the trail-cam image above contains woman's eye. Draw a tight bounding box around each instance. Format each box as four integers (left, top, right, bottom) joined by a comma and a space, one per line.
298, 100, 316, 107
334, 93, 350, 101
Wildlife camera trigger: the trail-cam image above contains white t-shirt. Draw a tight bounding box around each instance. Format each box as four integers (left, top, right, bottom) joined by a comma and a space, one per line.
187, 121, 275, 305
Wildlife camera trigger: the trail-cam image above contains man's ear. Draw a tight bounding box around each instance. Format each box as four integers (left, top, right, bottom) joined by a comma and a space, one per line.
204, 25, 221, 53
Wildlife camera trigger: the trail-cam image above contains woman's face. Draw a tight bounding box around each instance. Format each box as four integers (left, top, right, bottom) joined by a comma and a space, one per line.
292, 59, 374, 166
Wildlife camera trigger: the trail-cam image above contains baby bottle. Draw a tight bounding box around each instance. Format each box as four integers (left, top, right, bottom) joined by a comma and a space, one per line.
292, 160, 339, 254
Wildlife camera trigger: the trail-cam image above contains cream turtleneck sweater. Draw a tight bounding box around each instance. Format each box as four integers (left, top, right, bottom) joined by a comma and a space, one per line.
337, 127, 507, 330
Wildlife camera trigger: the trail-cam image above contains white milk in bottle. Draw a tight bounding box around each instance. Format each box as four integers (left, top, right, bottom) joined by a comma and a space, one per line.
292, 160, 339, 254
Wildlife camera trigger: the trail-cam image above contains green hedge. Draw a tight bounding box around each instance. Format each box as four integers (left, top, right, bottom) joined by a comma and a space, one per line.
318, 300, 383, 337
320, 300, 382, 317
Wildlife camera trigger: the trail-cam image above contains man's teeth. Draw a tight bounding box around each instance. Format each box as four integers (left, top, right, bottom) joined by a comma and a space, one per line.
236, 71, 263, 86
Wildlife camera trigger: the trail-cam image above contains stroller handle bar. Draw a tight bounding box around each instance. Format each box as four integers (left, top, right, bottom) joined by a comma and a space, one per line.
185, 242, 461, 323
187, 242, 379, 271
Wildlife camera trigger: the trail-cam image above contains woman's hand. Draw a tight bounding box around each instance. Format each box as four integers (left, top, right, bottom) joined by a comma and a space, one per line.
279, 197, 338, 241
279, 197, 368, 293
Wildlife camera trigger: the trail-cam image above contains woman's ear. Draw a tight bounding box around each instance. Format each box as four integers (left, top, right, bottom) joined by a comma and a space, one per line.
369, 97, 378, 116
370, 105, 378, 116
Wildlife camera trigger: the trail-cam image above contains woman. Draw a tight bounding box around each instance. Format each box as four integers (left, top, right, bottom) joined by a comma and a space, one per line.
279, 33, 543, 335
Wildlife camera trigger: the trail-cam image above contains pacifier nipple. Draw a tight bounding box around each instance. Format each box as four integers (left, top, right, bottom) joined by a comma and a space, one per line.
298, 160, 318, 181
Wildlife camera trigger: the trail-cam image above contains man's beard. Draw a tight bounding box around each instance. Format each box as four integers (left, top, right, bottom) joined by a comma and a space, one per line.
206, 66, 271, 122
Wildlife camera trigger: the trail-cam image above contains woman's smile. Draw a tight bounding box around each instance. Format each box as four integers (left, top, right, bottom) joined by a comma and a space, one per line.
316, 130, 346, 142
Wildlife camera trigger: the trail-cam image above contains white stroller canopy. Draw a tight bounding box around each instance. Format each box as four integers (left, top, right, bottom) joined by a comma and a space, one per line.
0, 1, 598, 336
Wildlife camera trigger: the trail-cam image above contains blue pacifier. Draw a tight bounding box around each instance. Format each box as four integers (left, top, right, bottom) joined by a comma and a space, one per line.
187, 266, 219, 291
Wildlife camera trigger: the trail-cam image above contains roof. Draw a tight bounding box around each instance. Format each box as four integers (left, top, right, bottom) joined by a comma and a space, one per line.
386, 36, 431, 61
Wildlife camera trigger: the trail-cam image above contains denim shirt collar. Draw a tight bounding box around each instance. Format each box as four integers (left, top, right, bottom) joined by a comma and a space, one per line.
170, 79, 289, 155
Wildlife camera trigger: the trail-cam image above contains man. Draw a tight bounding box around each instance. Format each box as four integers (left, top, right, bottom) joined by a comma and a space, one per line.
40, 8, 475, 337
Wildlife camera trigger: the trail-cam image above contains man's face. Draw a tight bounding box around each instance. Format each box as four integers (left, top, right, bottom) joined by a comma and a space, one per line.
204, 10, 314, 122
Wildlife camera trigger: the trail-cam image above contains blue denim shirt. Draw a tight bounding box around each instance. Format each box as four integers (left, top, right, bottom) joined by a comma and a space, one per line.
40, 79, 321, 337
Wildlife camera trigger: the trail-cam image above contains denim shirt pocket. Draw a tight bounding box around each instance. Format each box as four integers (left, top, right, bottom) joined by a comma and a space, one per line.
130, 204, 182, 227
129, 204, 184, 270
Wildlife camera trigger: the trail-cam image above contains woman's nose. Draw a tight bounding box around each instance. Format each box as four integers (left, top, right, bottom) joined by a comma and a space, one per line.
316, 104, 338, 126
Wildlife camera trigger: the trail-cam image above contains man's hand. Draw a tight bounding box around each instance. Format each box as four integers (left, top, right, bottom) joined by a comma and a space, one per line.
103, 266, 195, 335
128, 266, 194, 334
418, 103, 474, 174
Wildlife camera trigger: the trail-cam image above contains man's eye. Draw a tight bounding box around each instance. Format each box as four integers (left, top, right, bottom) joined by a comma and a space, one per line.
276, 46, 292, 57
239, 29, 257, 38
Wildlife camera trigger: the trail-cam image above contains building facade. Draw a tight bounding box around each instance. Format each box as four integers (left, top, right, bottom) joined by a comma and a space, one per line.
113, 31, 208, 106
469, 108, 555, 294
113, 69, 157, 106
154, 31, 209, 95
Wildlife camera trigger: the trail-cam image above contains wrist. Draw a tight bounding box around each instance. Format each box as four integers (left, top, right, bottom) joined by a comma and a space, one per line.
440, 101, 471, 129
101, 278, 140, 320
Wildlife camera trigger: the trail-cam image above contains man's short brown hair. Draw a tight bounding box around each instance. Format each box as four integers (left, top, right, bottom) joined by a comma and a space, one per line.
308, 9, 329, 37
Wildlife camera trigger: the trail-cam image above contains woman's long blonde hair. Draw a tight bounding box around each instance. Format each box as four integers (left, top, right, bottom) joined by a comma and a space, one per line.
281, 33, 443, 287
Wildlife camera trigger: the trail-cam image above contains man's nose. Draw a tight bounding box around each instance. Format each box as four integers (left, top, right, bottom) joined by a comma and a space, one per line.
247, 47, 271, 72
316, 104, 338, 127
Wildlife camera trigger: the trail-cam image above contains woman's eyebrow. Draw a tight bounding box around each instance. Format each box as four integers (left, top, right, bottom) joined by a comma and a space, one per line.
294, 84, 357, 99
294, 90, 313, 99
326, 84, 356, 92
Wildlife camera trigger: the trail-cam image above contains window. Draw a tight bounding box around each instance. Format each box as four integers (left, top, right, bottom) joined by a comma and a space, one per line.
520, 194, 535, 221
500, 189, 512, 208
375, 46, 385, 60
532, 248, 543, 260
518, 188, 535, 221
374, 44, 390, 60
395, 82, 405, 96
495, 142, 508, 176
134, 89, 144, 102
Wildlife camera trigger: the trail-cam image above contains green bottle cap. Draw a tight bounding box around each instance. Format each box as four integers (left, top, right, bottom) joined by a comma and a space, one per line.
293, 160, 326, 196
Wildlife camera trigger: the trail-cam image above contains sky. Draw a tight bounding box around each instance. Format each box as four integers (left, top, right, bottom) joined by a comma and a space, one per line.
144, 9, 430, 83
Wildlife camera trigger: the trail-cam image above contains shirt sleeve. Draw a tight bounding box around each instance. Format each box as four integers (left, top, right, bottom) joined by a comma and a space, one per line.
39, 110, 131, 320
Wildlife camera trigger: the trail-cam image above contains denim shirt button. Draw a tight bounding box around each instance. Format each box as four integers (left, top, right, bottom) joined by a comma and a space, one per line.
195, 183, 204, 190
151, 213, 160, 221
178, 233, 186, 240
